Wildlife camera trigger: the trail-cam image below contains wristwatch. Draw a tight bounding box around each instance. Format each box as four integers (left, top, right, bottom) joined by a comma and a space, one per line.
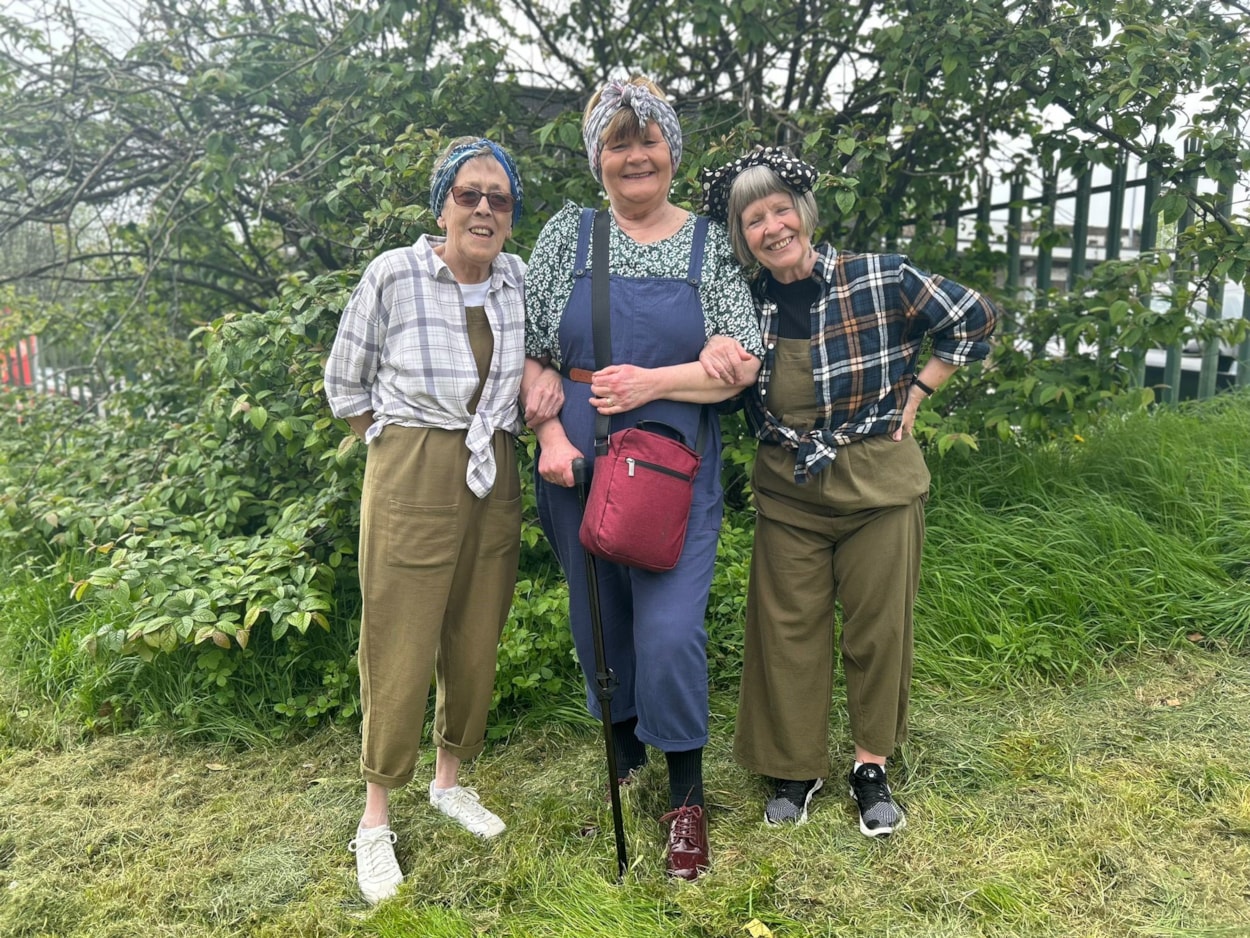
910, 374, 936, 396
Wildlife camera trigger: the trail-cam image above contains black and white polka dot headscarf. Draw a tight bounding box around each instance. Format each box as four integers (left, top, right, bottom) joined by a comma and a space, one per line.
700, 146, 818, 223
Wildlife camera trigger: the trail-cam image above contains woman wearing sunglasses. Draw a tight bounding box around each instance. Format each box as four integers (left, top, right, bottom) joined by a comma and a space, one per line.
325, 136, 561, 904
521, 77, 762, 881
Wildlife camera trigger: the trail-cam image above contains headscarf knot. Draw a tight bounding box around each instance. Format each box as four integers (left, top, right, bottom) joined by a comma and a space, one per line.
582, 80, 683, 184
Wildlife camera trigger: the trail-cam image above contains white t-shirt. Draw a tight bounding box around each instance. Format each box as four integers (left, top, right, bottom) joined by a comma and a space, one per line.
460, 279, 490, 307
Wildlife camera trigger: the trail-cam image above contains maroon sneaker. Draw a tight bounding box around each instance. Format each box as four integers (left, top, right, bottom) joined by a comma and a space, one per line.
660, 804, 709, 881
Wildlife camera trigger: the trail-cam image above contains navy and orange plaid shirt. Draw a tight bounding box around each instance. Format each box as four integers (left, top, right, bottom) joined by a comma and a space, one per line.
743, 244, 998, 483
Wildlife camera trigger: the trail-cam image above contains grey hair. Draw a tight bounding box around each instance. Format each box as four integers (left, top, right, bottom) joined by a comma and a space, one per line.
725, 165, 820, 267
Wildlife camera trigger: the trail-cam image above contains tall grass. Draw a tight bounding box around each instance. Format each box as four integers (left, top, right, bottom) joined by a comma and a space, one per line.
2, 392, 1248, 733
0, 553, 122, 727
918, 391, 1250, 685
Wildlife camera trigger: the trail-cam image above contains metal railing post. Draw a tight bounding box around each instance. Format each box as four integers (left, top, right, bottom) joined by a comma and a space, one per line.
1134, 159, 1162, 387
1197, 179, 1235, 399
1163, 139, 1201, 404
1106, 153, 1127, 263
1067, 167, 1092, 289
1238, 288, 1250, 389
1035, 162, 1057, 310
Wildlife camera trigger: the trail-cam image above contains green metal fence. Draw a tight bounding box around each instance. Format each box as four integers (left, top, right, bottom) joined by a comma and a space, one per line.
1, 328, 107, 413
950, 146, 1248, 403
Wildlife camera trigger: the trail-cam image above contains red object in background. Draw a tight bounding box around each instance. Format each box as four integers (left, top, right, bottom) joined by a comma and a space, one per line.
2, 334, 37, 387
2, 306, 39, 389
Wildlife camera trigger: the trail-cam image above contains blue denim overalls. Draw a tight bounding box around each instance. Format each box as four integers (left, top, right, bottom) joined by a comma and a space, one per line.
536, 209, 722, 751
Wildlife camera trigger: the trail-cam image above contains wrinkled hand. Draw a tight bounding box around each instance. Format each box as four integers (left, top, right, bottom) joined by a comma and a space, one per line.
699, 335, 754, 384
345, 412, 376, 440
522, 366, 564, 427
892, 389, 923, 441
537, 436, 583, 487
590, 364, 652, 415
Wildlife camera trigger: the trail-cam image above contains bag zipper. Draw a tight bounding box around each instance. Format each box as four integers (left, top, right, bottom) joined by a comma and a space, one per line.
625, 456, 691, 481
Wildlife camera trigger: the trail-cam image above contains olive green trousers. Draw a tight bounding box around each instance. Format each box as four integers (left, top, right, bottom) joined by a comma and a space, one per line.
357, 425, 520, 788
733, 434, 929, 780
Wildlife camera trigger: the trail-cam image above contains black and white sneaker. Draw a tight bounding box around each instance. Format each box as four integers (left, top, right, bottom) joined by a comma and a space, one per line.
764, 777, 824, 825
848, 763, 906, 837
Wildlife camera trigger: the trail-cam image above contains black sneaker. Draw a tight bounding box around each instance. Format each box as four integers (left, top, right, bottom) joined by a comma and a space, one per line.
764, 777, 824, 825
848, 763, 906, 837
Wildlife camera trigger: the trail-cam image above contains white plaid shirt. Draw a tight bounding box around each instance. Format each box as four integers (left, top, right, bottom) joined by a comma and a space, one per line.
324, 235, 526, 497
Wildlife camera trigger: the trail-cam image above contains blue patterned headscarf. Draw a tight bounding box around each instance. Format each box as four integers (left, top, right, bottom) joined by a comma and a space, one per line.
429, 138, 524, 226
582, 80, 683, 184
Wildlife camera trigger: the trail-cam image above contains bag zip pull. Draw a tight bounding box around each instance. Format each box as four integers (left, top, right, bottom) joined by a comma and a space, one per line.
627, 457, 635, 477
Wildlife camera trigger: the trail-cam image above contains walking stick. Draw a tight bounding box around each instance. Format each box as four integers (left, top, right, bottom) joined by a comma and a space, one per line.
571, 456, 628, 881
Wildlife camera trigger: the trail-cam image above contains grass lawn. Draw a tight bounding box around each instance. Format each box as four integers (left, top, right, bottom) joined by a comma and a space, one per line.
2, 646, 1248, 938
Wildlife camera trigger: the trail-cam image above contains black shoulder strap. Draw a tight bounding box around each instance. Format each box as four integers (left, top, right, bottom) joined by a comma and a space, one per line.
591, 210, 611, 455
573, 206, 595, 272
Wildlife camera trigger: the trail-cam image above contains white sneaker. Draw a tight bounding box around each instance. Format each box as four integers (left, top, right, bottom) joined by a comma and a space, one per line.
429, 782, 506, 838
348, 824, 403, 904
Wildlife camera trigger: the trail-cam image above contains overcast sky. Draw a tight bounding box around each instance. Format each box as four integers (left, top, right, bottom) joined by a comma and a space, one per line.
5, 0, 143, 49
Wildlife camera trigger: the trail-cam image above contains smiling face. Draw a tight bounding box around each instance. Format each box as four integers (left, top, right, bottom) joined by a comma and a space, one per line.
740, 191, 815, 283
598, 123, 673, 215
437, 155, 513, 284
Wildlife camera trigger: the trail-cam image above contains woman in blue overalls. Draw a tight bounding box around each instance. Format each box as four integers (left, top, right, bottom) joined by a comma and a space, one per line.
522, 77, 762, 881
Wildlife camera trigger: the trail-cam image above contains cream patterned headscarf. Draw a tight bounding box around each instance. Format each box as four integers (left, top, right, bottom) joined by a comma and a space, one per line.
582, 80, 683, 184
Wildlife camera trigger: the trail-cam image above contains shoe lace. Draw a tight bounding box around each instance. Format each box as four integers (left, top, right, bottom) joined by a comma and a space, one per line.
775, 779, 812, 805
660, 804, 704, 845
443, 787, 491, 822
853, 767, 892, 807
349, 828, 399, 878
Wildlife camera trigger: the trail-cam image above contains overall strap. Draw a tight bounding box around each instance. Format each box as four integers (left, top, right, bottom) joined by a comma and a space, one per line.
685, 215, 710, 283
686, 215, 710, 456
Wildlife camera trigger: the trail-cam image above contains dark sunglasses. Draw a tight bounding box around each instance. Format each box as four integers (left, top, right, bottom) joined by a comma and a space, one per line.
450, 186, 515, 214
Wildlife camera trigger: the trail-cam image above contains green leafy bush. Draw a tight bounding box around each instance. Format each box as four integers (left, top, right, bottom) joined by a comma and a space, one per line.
0, 255, 586, 735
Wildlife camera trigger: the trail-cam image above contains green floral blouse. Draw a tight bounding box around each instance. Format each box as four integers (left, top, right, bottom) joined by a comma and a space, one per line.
523, 202, 764, 365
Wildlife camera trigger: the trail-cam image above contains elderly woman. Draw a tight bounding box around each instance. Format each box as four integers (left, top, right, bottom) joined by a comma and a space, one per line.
325, 137, 558, 903
699, 147, 997, 835
522, 77, 762, 880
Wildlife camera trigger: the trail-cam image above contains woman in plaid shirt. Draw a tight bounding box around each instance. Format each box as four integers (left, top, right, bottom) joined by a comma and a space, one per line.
699, 147, 998, 837
326, 137, 561, 904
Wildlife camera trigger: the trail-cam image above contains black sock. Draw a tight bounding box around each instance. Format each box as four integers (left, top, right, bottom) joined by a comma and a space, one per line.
612, 717, 647, 777
665, 747, 704, 809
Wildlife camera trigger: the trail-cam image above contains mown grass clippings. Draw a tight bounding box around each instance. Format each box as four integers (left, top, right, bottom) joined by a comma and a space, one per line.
2, 648, 1249, 937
